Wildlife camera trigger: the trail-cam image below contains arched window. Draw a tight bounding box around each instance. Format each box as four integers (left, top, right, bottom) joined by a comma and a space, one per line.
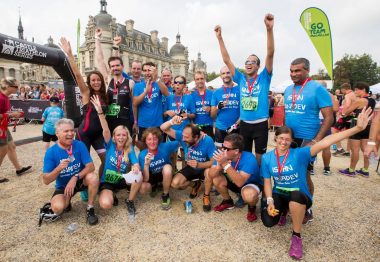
0, 67, 4, 78
9, 68, 16, 77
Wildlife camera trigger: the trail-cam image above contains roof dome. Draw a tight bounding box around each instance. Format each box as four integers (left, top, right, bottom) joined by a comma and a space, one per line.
94, 0, 112, 29
195, 52, 206, 68
169, 33, 185, 56
44, 36, 59, 49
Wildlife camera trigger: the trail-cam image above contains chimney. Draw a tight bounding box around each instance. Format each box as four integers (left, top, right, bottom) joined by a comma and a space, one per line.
125, 19, 134, 32
150, 30, 158, 44
161, 37, 168, 51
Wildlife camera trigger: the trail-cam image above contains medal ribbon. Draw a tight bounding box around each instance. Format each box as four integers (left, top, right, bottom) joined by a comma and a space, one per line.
174, 95, 183, 113
116, 149, 124, 172
246, 75, 258, 97
291, 77, 311, 109
275, 149, 289, 177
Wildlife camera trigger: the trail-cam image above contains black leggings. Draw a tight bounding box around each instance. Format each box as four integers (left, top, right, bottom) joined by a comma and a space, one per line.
261, 191, 312, 227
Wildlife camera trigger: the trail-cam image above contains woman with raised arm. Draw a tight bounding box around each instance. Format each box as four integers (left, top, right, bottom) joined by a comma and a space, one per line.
260, 107, 372, 260
59, 37, 108, 183
91, 95, 141, 217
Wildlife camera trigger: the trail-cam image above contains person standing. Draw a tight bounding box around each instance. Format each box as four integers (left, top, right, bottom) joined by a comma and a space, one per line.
41, 97, 64, 150
215, 14, 274, 164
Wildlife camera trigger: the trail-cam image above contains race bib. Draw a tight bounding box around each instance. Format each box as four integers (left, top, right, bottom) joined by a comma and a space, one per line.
241, 96, 258, 111
104, 169, 123, 184
106, 104, 120, 116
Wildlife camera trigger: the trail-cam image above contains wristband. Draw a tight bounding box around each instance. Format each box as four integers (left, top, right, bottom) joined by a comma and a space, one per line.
223, 163, 231, 172
367, 141, 376, 146
169, 119, 174, 125
311, 139, 317, 144
266, 197, 274, 205
74, 174, 80, 180
98, 112, 104, 115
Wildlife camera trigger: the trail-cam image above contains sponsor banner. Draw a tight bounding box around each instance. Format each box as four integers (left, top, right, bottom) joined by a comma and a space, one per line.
10, 99, 64, 120
300, 7, 333, 79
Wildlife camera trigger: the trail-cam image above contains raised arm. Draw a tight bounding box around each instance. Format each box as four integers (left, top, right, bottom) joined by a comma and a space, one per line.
264, 14, 274, 74
94, 28, 110, 83
59, 37, 90, 104
160, 115, 182, 139
214, 25, 236, 76
112, 34, 121, 57
311, 107, 372, 156
90, 95, 111, 143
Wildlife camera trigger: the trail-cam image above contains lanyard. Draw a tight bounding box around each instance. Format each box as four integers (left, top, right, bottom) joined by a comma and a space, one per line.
223, 86, 232, 104
116, 149, 124, 172
148, 149, 158, 156
174, 95, 183, 112
147, 82, 153, 100
187, 135, 203, 160
197, 90, 206, 106
291, 77, 311, 109
275, 149, 289, 177
113, 77, 125, 96
232, 153, 242, 170
246, 75, 258, 96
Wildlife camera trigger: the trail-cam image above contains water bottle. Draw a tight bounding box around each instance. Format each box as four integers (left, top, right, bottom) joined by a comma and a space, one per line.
332, 144, 337, 151
66, 222, 79, 233
128, 213, 136, 223
369, 152, 378, 165
184, 200, 192, 214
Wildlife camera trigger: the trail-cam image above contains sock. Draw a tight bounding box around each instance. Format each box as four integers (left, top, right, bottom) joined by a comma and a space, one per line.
204, 193, 209, 196
324, 166, 330, 171
248, 205, 256, 211
362, 168, 369, 172
337, 147, 343, 150
87, 205, 93, 210
349, 168, 354, 172
292, 231, 301, 238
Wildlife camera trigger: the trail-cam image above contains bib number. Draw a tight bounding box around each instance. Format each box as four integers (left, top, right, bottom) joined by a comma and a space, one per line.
106, 104, 120, 116
104, 170, 123, 184
241, 96, 258, 111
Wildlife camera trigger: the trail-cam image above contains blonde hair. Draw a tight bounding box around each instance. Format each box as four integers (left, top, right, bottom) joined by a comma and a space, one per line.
112, 125, 132, 163
1, 77, 19, 90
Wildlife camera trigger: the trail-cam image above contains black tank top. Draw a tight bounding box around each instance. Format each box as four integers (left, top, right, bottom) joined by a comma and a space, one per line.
78, 103, 107, 137
106, 78, 131, 119
353, 96, 376, 118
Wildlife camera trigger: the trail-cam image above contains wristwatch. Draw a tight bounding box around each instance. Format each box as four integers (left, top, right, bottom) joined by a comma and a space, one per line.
74, 174, 80, 180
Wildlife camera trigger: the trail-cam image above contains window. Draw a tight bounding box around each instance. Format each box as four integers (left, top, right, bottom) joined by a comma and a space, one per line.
0, 67, 4, 78
9, 68, 16, 77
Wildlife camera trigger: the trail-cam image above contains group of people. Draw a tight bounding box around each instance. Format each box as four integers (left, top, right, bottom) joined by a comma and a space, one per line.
1, 14, 378, 261
10, 84, 65, 101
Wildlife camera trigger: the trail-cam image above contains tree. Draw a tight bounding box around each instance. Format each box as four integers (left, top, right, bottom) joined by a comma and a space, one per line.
333, 53, 380, 89
311, 68, 331, 80
206, 71, 219, 82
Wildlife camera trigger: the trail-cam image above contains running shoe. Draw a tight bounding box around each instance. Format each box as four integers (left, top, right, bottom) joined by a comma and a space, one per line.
64, 203, 72, 213
113, 193, 119, 206
202, 194, 211, 212
161, 194, 171, 210
323, 168, 331, 176
214, 198, 234, 212
189, 180, 202, 199
278, 215, 287, 226
246, 206, 257, 222
289, 235, 303, 260
310, 169, 315, 176
235, 193, 246, 208
126, 200, 136, 216
86, 207, 99, 225
342, 152, 351, 157
339, 168, 356, 177
16, 165, 32, 176
332, 148, 345, 156
356, 169, 369, 178
302, 209, 314, 225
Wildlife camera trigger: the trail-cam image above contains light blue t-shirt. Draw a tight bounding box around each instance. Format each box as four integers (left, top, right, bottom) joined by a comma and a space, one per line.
43, 140, 93, 189
42, 106, 64, 135
213, 151, 261, 186
233, 67, 272, 121
175, 130, 215, 165
138, 141, 179, 174
134, 81, 165, 128
101, 140, 138, 184
284, 80, 332, 139
260, 147, 313, 200
191, 89, 214, 126
211, 85, 240, 130
165, 94, 195, 131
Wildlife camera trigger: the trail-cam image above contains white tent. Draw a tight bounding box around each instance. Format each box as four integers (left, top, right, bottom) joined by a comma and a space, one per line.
271, 79, 333, 94
370, 82, 380, 94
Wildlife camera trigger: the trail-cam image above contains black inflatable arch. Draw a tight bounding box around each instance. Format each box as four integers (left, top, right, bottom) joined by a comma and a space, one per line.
0, 33, 82, 126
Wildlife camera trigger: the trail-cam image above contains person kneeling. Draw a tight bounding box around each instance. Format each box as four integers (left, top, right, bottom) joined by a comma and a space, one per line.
207, 133, 261, 220
42, 118, 99, 225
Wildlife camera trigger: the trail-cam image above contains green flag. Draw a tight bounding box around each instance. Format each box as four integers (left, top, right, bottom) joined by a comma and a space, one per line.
300, 7, 333, 79
76, 18, 80, 66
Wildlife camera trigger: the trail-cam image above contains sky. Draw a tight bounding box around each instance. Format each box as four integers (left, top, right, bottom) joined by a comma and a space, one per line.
0, 0, 379, 86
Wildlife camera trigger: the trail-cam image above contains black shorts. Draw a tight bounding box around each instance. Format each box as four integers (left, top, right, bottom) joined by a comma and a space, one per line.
148, 172, 163, 186
198, 125, 214, 140
261, 191, 312, 227
350, 124, 370, 140
239, 120, 268, 154
333, 116, 353, 131
107, 117, 132, 135
42, 131, 58, 142
214, 127, 239, 146
177, 165, 204, 181
76, 131, 105, 153
225, 175, 262, 194
52, 178, 86, 197
99, 180, 129, 192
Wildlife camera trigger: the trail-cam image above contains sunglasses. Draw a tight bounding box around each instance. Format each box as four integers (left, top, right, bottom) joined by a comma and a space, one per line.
245, 60, 258, 66
174, 81, 185, 85
222, 145, 236, 151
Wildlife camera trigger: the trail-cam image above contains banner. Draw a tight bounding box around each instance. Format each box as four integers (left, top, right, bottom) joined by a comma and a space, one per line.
10, 99, 64, 120
300, 7, 333, 79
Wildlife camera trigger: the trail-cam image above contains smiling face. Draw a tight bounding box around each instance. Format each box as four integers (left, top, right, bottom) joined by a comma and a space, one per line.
194, 72, 206, 90
56, 123, 75, 147
89, 73, 102, 92
245, 55, 260, 76
275, 133, 292, 152
290, 63, 309, 85
145, 133, 159, 151
174, 76, 185, 95
109, 59, 123, 76
161, 69, 172, 84
131, 62, 142, 79
220, 66, 232, 85
182, 127, 197, 146
113, 126, 129, 148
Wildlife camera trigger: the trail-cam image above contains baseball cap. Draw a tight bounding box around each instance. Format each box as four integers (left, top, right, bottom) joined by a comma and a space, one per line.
50, 97, 59, 103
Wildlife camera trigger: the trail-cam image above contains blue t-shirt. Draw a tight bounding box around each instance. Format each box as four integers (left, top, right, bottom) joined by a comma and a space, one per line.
211, 85, 240, 130
213, 151, 261, 186
191, 89, 214, 126
133, 81, 165, 128
138, 141, 179, 174
101, 140, 138, 183
233, 67, 272, 121
43, 140, 93, 189
175, 130, 215, 165
284, 80, 332, 139
42, 106, 64, 135
260, 147, 312, 200
165, 94, 195, 131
